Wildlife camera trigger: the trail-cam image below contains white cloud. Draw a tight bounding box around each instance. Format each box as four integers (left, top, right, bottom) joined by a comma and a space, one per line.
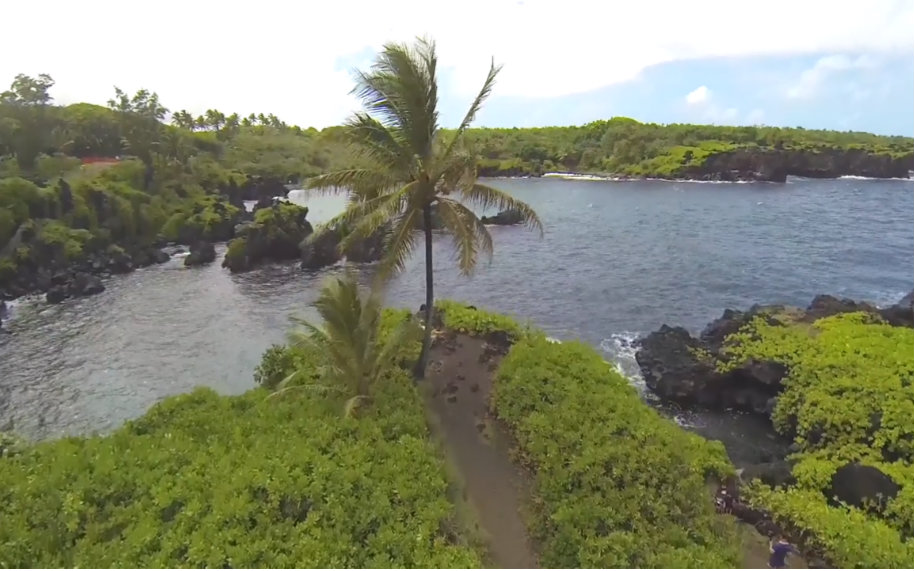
786, 54, 879, 99
2, 0, 912, 127
685, 86, 710, 105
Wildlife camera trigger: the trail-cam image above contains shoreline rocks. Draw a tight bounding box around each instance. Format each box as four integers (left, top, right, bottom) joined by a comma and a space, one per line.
635, 291, 914, 414
2, 244, 171, 305
223, 203, 313, 273
478, 148, 914, 182
481, 209, 524, 226
184, 241, 216, 266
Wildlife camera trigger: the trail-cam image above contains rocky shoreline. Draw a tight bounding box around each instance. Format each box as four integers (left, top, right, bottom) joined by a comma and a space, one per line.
636, 291, 913, 415
634, 290, 914, 560
480, 147, 914, 182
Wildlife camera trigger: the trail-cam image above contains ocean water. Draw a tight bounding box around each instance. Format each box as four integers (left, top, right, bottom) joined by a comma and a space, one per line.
1, 176, 911, 443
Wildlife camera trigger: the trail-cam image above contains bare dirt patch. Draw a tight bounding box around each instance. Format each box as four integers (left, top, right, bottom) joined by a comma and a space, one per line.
423, 330, 538, 569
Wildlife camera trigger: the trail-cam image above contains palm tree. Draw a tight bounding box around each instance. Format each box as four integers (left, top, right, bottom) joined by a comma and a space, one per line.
284, 271, 420, 415
306, 37, 543, 378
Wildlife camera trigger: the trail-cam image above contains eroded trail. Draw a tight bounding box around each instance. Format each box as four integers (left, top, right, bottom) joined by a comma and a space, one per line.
423, 332, 538, 569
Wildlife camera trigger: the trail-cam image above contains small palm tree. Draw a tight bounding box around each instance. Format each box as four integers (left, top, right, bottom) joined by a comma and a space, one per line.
307, 37, 543, 378
284, 271, 420, 415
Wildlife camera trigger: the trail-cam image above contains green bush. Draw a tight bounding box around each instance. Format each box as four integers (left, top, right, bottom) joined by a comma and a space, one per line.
493, 336, 738, 567
745, 485, 914, 567
0, 377, 481, 568
436, 299, 527, 340
36, 220, 93, 260
717, 311, 914, 563
34, 154, 82, 180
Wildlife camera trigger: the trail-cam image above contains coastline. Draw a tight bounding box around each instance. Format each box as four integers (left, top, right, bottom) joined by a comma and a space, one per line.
482, 170, 914, 184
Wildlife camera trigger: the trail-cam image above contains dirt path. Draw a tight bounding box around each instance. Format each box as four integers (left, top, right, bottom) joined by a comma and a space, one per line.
737, 522, 808, 569
423, 332, 538, 569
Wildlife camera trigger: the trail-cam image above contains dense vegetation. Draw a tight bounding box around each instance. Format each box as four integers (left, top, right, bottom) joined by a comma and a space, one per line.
463, 118, 914, 177
0, 301, 479, 568
717, 311, 914, 567
437, 302, 742, 568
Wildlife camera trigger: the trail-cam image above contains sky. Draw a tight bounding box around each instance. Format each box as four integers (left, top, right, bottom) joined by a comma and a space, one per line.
3, 0, 913, 136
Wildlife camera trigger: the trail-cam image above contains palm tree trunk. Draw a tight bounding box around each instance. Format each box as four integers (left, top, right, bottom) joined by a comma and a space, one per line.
414, 203, 435, 379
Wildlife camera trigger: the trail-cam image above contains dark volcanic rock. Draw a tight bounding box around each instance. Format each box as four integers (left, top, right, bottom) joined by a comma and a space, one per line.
223, 203, 313, 273
637, 291, 903, 415
828, 462, 900, 512
481, 209, 524, 226
71, 272, 104, 297
879, 289, 914, 327
185, 241, 216, 266
637, 322, 781, 413
299, 225, 386, 271
678, 147, 913, 182
300, 227, 342, 270
46, 285, 68, 304
803, 294, 879, 322
241, 176, 290, 201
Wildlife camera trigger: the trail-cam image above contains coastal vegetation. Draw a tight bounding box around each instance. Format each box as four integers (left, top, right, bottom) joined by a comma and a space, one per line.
306, 38, 542, 378
437, 302, 742, 568
2, 36, 912, 571
3, 65, 912, 299
465, 119, 914, 178
715, 311, 914, 567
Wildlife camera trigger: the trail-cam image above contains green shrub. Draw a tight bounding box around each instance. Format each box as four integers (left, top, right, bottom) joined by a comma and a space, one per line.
35, 154, 82, 180
493, 336, 738, 568
719, 312, 914, 463
0, 378, 481, 568
745, 484, 914, 567
160, 212, 186, 242
36, 220, 93, 260
718, 312, 914, 563
435, 300, 527, 340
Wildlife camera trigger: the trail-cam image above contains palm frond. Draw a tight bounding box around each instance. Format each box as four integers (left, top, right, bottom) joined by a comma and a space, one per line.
436, 197, 494, 276
305, 168, 393, 196
376, 208, 421, 280
338, 181, 416, 252
371, 317, 421, 379
345, 112, 413, 176
343, 395, 370, 418
441, 58, 502, 163
458, 183, 544, 235
353, 39, 437, 161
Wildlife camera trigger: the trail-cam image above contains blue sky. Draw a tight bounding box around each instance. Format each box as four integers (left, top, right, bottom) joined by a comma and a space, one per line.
3, 0, 913, 136
462, 54, 914, 136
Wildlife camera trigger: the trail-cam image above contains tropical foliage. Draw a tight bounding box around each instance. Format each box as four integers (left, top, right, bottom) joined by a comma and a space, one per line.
716, 311, 914, 566
281, 272, 421, 413
0, 304, 479, 568
438, 302, 740, 568
463, 118, 914, 177
306, 38, 543, 377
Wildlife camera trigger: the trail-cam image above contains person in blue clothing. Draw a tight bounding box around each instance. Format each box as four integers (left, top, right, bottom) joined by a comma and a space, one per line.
768, 535, 795, 569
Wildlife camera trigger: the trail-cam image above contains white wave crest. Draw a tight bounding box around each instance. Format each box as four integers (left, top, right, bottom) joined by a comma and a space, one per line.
598, 331, 659, 400
838, 175, 913, 181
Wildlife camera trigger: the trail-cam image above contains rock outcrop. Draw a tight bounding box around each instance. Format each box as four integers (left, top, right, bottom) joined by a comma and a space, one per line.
677, 148, 913, 182
46, 272, 105, 304
879, 289, 914, 327
635, 293, 908, 413
240, 176, 290, 201
184, 241, 216, 266
1, 221, 170, 302
300, 225, 386, 271
481, 209, 524, 226
827, 462, 900, 512
223, 203, 313, 273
